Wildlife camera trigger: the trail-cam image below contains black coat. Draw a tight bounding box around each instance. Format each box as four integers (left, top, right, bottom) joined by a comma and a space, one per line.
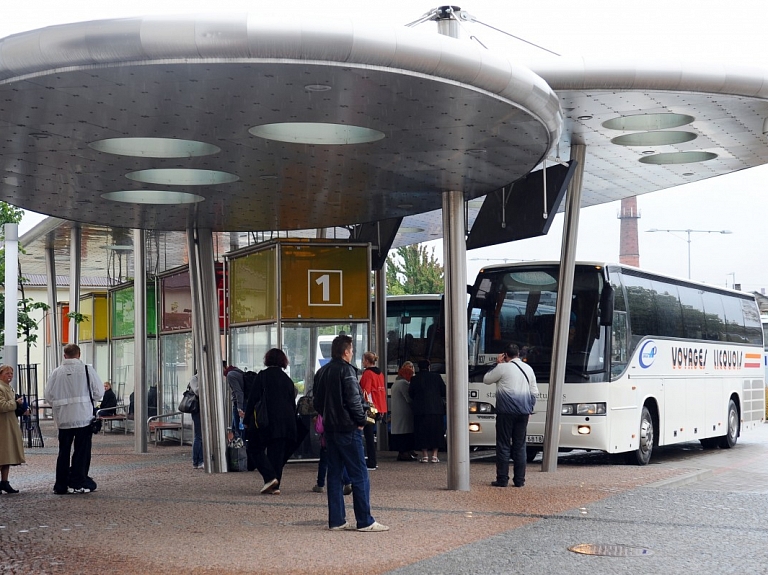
243, 366, 297, 442
312, 358, 365, 433
408, 370, 446, 416
100, 388, 118, 415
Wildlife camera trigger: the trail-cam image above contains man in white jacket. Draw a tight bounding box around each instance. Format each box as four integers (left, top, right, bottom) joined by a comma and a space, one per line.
45, 344, 103, 494
483, 343, 538, 488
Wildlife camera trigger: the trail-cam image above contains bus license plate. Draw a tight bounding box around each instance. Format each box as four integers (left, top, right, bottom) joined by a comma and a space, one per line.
526, 435, 544, 444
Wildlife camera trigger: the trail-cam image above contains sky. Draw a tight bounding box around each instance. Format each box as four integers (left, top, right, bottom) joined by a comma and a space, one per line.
5, 0, 768, 293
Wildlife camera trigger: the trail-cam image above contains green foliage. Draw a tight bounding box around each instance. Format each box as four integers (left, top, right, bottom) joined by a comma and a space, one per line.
386, 244, 444, 295
66, 311, 89, 324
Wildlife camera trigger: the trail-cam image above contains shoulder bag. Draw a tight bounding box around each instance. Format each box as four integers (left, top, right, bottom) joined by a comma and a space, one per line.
85, 366, 102, 434
178, 385, 199, 414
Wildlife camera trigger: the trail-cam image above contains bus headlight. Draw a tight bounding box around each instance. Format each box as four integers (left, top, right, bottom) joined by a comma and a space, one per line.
561, 403, 606, 416
469, 423, 481, 433
469, 401, 494, 414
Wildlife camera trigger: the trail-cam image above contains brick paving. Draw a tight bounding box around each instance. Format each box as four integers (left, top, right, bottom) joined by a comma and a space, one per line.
2, 420, 761, 575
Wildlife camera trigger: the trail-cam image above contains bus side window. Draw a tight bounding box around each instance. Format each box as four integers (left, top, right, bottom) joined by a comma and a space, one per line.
611, 311, 629, 379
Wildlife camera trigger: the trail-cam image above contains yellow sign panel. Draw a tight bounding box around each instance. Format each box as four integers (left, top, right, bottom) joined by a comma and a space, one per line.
79, 297, 94, 342
230, 248, 277, 324
93, 295, 109, 341
281, 244, 369, 320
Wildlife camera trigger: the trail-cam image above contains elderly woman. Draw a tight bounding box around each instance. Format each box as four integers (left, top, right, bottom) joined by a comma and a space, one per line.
390, 361, 416, 461
0, 365, 25, 493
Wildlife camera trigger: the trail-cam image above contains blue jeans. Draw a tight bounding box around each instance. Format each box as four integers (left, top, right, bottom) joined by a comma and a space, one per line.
495, 413, 529, 486
326, 429, 374, 529
231, 400, 242, 439
317, 445, 351, 487
191, 410, 203, 467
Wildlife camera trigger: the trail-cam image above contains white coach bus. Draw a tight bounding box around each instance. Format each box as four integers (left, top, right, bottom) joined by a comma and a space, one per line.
467, 262, 765, 464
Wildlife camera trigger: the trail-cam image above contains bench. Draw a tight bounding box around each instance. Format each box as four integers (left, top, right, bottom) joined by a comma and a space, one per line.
32, 399, 52, 419
96, 405, 129, 435
147, 412, 185, 446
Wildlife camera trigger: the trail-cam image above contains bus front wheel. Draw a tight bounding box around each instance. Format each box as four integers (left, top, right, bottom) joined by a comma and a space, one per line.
627, 406, 654, 465
719, 399, 739, 449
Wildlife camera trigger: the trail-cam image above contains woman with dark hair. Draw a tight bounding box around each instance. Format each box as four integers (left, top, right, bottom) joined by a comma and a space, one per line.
243, 348, 297, 495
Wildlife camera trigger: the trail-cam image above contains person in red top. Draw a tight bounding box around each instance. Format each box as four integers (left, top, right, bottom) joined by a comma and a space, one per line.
360, 351, 387, 470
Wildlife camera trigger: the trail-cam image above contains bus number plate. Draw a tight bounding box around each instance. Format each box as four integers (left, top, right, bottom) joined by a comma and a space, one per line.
526, 435, 544, 444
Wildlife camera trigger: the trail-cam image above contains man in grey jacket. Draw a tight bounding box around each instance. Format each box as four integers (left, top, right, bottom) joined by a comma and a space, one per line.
483, 343, 538, 488
45, 344, 103, 494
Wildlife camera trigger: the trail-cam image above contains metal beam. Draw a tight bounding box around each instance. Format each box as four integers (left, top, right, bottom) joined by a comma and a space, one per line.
542, 144, 586, 472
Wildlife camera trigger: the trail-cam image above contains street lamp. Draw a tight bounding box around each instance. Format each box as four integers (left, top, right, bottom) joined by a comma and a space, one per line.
645, 228, 732, 279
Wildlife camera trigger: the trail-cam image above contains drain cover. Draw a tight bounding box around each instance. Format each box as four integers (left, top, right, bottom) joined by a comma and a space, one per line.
568, 544, 653, 557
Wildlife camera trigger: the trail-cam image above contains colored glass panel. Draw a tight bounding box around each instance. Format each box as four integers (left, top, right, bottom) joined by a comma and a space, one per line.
230, 248, 277, 324
79, 297, 94, 342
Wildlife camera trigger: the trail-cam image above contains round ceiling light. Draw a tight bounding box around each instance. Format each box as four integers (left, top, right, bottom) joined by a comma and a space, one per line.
249, 123, 385, 145
602, 113, 695, 131
638, 151, 717, 165
102, 190, 204, 204
89, 137, 220, 158
611, 131, 698, 147
398, 227, 425, 234
126, 168, 239, 186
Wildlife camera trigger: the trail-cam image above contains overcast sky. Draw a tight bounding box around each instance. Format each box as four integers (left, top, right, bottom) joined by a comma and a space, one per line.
5, 0, 768, 293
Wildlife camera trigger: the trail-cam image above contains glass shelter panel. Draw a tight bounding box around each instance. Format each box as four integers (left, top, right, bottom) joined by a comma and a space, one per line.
160, 332, 193, 415
230, 325, 278, 372
230, 248, 277, 324
161, 270, 193, 332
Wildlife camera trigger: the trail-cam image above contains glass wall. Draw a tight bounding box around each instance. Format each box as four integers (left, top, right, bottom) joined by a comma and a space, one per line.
230, 325, 278, 373
160, 332, 193, 415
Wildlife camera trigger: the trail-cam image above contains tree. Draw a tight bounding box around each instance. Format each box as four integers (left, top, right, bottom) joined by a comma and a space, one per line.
386, 244, 444, 295
0, 203, 50, 349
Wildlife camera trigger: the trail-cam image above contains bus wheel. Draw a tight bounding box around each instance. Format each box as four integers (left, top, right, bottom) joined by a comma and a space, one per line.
699, 437, 719, 450
627, 406, 654, 465
719, 399, 739, 449
526, 447, 540, 463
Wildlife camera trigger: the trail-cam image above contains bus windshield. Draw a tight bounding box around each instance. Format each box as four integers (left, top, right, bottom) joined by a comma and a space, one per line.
386, 297, 445, 375
469, 264, 607, 382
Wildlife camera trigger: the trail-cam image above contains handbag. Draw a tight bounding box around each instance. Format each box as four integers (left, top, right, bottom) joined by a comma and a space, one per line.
363, 390, 378, 425
296, 393, 316, 417
226, 439, 248, 472
14, 394, 28, 417
178, 386, 199, 414
85, 365, 102, 435
252, 373, 269, 429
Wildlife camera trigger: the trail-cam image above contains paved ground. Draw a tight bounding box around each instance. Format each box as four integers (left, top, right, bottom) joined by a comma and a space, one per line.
2, 421, 767, 574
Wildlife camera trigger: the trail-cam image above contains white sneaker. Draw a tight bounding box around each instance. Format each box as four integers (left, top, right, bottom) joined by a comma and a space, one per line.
357, 521, 389, 532
329, 522, 357, 531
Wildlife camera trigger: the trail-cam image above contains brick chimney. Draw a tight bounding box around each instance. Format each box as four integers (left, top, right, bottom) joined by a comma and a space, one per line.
618, 196, 640, 267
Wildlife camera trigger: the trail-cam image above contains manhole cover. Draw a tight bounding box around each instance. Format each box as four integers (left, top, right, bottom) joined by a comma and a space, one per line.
568, 544, 653, 557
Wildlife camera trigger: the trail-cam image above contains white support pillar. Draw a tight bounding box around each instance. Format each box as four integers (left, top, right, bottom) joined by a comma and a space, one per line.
443, 190, 470, 491
45, 238, 60, 370
68, 224, 81, 344
133, 229, 148, 453
4, 223, 18, 382
188, 228, 228, 473
542, 144, 586, 472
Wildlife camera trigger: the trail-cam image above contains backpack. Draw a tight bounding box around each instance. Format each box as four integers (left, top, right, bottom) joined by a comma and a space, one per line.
242, 370, 259, 406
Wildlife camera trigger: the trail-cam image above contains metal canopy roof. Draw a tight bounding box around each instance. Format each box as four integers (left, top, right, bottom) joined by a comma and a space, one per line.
5, 13, 768, 277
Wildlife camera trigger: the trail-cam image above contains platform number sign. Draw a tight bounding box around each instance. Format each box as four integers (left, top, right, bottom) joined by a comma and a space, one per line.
308, 270, 343, 307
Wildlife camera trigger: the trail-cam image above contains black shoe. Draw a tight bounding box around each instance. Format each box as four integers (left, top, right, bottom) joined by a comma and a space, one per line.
491, 480, 508, 488
0, 481, 19, 494
53, 487, 74, 495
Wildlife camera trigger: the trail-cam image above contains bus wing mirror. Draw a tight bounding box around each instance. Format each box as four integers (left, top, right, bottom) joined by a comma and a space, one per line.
400, 315, 411, 325
599, 285, 614, 326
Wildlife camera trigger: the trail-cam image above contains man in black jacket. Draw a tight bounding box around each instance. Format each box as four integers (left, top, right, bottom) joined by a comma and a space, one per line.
313, 335, 388, 532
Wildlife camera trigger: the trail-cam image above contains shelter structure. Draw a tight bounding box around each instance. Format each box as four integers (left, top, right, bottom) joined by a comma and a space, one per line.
3, 6, 768, 485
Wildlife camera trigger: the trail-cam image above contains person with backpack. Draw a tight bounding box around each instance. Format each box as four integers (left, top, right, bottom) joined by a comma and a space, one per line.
225, 364, 246, 440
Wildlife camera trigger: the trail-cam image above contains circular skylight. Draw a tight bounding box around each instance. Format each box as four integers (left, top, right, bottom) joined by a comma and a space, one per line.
126, 169, 239, 185
602, 113, 695, 131
398, 227, 425, 234
89, 138, 221, 158
249, 123, 385, 145
102, 190, 204, 204
639, 151, 718, 165
611, 131, 697, 147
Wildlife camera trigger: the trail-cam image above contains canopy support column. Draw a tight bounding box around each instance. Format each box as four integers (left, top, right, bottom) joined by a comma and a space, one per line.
542, 143, 586, 472
443, 190, 470, 491
45, 238, 60, 370
3, 223, 18, 382
374, 262, 388, 451
68, 224, 81, 344
133, 229, 148, 453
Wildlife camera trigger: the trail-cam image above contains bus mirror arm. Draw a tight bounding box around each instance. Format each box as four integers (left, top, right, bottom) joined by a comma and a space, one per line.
599, 285, 614, 326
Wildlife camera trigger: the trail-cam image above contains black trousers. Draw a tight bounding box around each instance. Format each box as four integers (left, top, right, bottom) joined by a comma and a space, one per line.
249, 437, 288, 485
495, 413, 529, 487
55, 425, 94, 491
363, 422, 377, 468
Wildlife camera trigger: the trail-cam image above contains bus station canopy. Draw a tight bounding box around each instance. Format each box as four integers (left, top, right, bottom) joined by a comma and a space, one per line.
3, 12, 768, 274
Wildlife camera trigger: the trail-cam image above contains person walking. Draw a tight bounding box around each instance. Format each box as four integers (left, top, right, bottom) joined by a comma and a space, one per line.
359, 351, 386, 470
313, 334, 388, 532
243, 348, 297, 495
390, 361, 416, 461
408, 359, 446, 463
0, 365, 25, 493
482, 343, 538, 488
45, 344, 104, 494
225, 364, 246, 440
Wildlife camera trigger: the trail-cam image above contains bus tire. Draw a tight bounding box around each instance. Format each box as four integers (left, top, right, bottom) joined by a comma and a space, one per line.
699, 437, 719, 450
719, 399, 739, 449
526, 447, 540, 463
627, 406, 654, 466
